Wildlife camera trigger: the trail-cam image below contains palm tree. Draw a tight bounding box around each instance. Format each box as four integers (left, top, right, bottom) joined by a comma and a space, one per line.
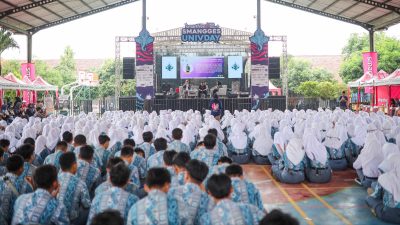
0, 28, 19, 75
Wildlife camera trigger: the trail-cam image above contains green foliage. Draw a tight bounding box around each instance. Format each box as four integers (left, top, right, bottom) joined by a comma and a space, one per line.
35, 60, 64, 87
340, 33, 400, 83
2, 60, 21, 78
295, 81, 320, 98
56, 46, 76, 85
0, 28, 19, 75
296, 81, 348, 100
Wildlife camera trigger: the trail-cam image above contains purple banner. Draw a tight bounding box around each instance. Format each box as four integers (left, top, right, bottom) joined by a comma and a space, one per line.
180, 57, 224, 79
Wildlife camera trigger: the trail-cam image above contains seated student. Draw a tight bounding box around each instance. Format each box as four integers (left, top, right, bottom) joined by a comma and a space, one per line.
303, 132, 332, 183
95, 134, 111, 176
58, 152, 91, 225
259, 209, 299, 225
134, 148, 145, 159
323, 128, 348, 171
345, 123, 366, 167
169, 159, 210, 225
225, 164, 264, 210
12, 165, 69, 225
200, 174, 265, 225
171, 152, 191, 187
137, 131, 156, 160
366, 164, 400, 224
191, 134, 220, 170
127, 168, 180, 225
250, 124, 273, 165
164, 150, 178, 177
24, 137, 43, 167
268, 130, 287, 166
74, 135, 102, 169
272, 138, 306, 184
168, 128, 191, 153
44, 141, 68, 171
0, 139, 10, 166
14, 143, 36, 181
90, 210, 124, 225
0, 149, 5, 176
353, 136, 383, 188
62, 131, 74, 152
147, 138, 168, 169
227, 124, 251, 164
114, 139, 136, 157
378, 143, 400, 174
95, 157, 139, 196
119, 146, 141, 187
209, 156, 232, 176
88, 163, 139, 225
208, 128, 228, 157
0, 155, 33, 225
76, 145, 101, 198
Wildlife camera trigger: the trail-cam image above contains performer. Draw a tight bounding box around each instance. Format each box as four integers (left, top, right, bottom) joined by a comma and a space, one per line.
198, 82, 208, 98
182, 80, 191, 98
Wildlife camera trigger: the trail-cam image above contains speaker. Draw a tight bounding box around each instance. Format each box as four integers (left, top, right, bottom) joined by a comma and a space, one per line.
269, 57, 280, 79
123, 57, 135, 79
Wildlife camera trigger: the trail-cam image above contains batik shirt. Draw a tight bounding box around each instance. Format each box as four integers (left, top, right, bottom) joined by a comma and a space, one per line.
306, 156, 330, 169
12, 188, 69, 225
0, 173, 33, 225
127, 189, 180, 225
126, 162, 141, 187
200, 199, 265, 225
216, 140, 228, 157
110, 142, 123, 157
230, 177, 264, 211
169, 183, 210, 225
190, 148, 220, 170
130, 154, 147, 179
95, 180, 138, 196
271, 144, 282, 160
74, 147, 102, 170
0, 152, 10, 166
210, 163, 229, 176
88, 187, 138, 224
0, 166, 6, 176
171, 171, 185, 188
278, 153, 306, 171
168, 140, 191, 153
44, 150, 64, 171
147, 150, 165, 169
76, 159, 101, 195
95, 146, 111, 175
16, 162, 36, 187
325, 143, 346, 160
371, 183, 400, 208
57, 172, 91, 220
138, 142, 156, 160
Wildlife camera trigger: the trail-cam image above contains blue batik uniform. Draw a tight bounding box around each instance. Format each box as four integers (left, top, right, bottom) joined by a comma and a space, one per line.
95, 146, 111, 175
0, 166, 6, 176
171, 171, 185, 188
127, 189, 180, 225
147, 150, 165, 169
44, 150, 64, 171
0, 152, 10, 166
169, 183, 210, 225
230, 177, 264, 211
0, 173, 33, 225
190, 148, 220, 170
216, 140, 228, 157
130, 154, 147, 179
95, 181, 138, 196
76, 159, 101, 197
110, 142, 123, 157
67, 144, 74, 152
371, 183, 400, 209
12, 188, 69, 225
168, 140, 191, 153
57, 172, 91, 221
137, 142, 156, 160
126, 162, 141, 187
326, 144, 346, 160
200, 199, 265, 225
87, 187, 138, 225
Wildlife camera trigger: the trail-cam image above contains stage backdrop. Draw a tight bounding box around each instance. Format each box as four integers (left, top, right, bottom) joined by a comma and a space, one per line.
21, 63, 36, 103
250, 29, 269, 109
135, 29, 155, 110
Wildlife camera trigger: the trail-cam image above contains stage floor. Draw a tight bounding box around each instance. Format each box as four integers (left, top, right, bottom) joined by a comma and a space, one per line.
243, 165, 394, 225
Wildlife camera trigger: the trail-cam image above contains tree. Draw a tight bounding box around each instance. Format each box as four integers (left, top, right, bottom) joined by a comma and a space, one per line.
0, 28, 19, 75
2, 60, 22, 78
35, 60, 63, 87
295, 81, 320, 98
56, 46, 76, 85
340, 33, 400, 83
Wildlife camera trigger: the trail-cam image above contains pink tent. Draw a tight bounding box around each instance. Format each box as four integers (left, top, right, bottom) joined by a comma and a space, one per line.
4, 73, 27, 97
269, 81, 281, 96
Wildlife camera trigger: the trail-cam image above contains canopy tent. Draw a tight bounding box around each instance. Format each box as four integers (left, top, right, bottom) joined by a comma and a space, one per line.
269, 81, 282, 96
32, 76, 58, 91
375, 69, 400, 86
347, 72, 374, 87
347, 70, 389, 88
0, 76, 30, 90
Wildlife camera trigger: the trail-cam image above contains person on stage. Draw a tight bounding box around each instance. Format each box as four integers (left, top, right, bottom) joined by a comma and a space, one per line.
182, 80, 191, 98
198, 82, 208, 98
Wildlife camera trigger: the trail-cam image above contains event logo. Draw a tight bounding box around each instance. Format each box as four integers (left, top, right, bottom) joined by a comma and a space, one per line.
231, 62, 240, 71
165, 63, 174, 72
181, 23, 222, 43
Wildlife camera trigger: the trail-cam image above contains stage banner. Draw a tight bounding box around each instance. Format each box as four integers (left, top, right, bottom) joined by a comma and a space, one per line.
135, 29, 155, 110
250, 29, 269, 109
21, 63, 36, 104
362, 52, 378, 75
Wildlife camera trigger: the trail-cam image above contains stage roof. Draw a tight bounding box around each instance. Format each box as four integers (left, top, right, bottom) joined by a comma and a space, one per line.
0, 0, 399, 35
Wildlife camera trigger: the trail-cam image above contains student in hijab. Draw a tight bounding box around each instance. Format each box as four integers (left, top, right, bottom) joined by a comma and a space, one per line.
272, 138, 306, 184
366, 163, 400, 224
345, 123, 366, 167
303, 132, 331, 183
378, 143, 400, 174
227, 123, 251, 164
353, 134, 384, 188
323, 128, 348, 171
268, 126, 293, 166
208, 129, 228, 158
250, 123, 273, 165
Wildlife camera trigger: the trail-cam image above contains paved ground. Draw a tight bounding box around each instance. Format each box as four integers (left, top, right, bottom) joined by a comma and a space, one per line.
243, 165, 395, 225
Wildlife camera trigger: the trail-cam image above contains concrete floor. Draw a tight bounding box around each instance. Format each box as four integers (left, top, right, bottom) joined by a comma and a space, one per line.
243, 165, 396, 225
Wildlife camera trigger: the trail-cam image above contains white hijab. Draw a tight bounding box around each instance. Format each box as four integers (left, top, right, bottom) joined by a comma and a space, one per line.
378, 163, 400, 202
252, 124, 273, 156
286, 138, 305, 165
323, 129, 341, 149
303, 132, 328, 164
382, 143, 399, 159
354, 138, 383, 174
46, 128, 60, 150
35, 135, 47, 154
229, 124, 247, 149
379, 153, 400, 174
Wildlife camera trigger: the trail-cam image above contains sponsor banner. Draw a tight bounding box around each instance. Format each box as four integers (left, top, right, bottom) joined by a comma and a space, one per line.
362, 52, 378, 75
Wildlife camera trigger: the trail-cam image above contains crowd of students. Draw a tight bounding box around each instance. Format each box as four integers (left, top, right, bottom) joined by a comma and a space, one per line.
0, 107, 398, 224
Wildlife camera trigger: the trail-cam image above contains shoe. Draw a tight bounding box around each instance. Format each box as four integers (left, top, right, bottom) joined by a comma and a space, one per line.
367, 188, 373, 195
354, 178, 362, 185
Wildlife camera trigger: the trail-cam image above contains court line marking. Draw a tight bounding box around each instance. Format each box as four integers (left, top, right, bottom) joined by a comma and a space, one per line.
301, 183, 353, 225
261, 167, 315, 225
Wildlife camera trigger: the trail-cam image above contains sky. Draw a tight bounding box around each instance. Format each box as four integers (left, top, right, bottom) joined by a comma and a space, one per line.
2, 0, 400, 60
